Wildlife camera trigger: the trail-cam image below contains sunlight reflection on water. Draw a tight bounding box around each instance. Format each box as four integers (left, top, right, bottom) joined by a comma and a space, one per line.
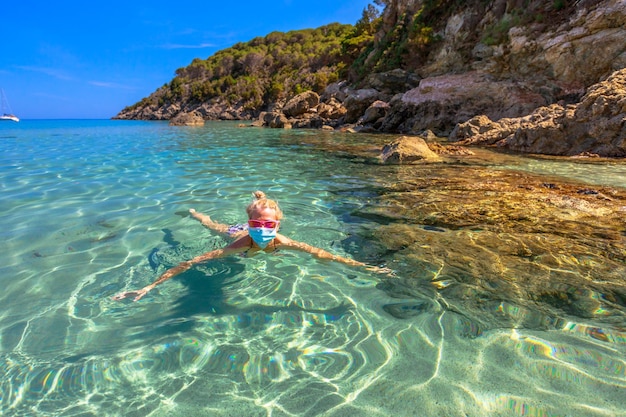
0, 120, 625, 416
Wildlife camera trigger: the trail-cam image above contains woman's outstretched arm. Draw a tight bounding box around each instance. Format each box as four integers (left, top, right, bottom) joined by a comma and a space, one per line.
276, 235, 392, 273
112, 238, 250, 302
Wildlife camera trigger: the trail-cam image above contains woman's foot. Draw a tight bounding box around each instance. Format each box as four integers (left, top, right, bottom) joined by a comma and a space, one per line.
190, 208, 212, 224
189, 209, 229, 233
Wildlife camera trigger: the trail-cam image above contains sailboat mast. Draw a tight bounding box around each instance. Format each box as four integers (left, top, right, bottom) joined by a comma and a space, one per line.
0, 89, 19, 122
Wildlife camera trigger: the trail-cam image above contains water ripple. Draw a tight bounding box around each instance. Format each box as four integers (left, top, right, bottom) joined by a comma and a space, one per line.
1, 121, 625, 416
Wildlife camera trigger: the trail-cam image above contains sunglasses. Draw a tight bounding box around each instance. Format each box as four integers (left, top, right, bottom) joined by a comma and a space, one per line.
248, 219, 279, 229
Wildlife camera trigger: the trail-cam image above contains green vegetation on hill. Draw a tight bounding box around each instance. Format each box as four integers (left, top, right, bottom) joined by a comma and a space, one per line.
118, 1, 464, 116
349, 0, 450, 77
121, 20, 380, 114
118, 0, 586, 118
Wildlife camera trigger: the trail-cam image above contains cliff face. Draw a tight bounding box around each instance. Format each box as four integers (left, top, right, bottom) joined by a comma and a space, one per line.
449, 67, 626, 157
115, 0, 626, 156
375, 0, 622, 87
370, 0, 626, 134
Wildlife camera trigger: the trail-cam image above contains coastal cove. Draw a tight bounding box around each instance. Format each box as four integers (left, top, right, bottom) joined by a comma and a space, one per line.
0, 120, 625, 416
115, 0, 626, 158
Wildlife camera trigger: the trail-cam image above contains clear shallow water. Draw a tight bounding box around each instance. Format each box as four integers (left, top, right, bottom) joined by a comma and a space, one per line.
0, 120, 624, 417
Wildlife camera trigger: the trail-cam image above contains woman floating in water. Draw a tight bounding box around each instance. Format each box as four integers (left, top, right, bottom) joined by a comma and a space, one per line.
113, 191, 390, 302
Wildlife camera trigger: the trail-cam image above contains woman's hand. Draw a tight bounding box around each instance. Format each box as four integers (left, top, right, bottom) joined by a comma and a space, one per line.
112, 285, 154, 302
366, 265, 394, 275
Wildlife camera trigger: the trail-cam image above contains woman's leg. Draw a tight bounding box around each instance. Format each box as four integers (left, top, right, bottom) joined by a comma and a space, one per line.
189, 209, 231, 234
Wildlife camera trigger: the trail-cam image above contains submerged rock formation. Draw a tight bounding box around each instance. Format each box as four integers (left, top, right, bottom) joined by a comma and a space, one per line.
273, 128, 626, 327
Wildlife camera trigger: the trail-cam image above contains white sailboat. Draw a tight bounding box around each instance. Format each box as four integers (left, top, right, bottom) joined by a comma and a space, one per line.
1, 89, 19, 122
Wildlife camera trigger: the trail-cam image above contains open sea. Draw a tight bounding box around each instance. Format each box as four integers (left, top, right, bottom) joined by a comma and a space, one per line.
0, 119, 625, 417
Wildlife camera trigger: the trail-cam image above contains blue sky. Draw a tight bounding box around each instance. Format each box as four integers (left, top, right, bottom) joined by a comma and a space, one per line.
1, 1, 373, 119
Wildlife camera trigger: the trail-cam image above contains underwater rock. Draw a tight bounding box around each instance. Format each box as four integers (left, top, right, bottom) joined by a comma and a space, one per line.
352, 159, 626, 328
382, 301, 439, 319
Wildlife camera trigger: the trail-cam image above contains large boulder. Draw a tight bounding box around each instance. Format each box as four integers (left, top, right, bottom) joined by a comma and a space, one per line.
321, 81, 351, 102
282, 91, 320, 118
360, 100, 390, 125
380, 72, 548, 135
316, 97, 347, 120
344, 89, 385, 124
380, 136, 442, 164
168, 112, 205, 126
258, 111, 292, 129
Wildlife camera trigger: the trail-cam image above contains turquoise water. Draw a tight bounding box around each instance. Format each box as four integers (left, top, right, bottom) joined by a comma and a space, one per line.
0, 120, 624, 416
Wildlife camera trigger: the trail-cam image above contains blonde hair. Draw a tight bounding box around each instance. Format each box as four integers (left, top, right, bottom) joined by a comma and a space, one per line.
246, 190, 283, 220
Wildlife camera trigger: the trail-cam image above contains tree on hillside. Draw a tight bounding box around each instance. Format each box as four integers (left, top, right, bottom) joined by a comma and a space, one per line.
118, 6, 385, 117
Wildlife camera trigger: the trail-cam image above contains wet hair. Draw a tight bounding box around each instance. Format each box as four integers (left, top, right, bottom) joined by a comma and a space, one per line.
246, 190, 283, 220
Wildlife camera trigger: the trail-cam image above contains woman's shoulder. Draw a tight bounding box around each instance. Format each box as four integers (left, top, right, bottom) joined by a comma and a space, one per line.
274, 234, 315, 251
226, 234, 253, 250
274, 233, 294, 245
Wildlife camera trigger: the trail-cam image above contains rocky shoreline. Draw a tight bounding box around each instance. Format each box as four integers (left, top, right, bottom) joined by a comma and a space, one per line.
116, 0, 626, 158
240, 65, 626, 159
